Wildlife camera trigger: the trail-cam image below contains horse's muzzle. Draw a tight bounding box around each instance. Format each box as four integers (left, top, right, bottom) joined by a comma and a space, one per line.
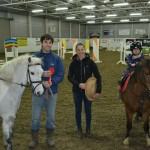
35, 90, 44, 97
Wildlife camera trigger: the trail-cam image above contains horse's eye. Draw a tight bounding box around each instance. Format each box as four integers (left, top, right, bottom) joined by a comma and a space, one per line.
30, 72, 34, 75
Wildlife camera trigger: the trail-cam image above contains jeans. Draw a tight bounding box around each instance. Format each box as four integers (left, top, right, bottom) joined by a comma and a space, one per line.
31, 93, 57, 131
73, 91, 92, 130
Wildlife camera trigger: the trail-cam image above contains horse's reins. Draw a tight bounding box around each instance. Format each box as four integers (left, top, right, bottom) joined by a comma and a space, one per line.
0, 63, 42, 92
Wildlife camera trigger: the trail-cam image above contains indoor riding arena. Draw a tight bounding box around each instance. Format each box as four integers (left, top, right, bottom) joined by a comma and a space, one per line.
0, 1, 150, 150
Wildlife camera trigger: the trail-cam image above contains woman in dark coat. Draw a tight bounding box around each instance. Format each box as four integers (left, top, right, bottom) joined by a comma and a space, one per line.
67, 43, 102, 138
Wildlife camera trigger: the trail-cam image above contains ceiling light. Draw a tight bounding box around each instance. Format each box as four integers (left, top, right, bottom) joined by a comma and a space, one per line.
130, 13, 142, 16
85, 15, 95, 18
148, 1, 150, 3
66, 16, 75, 19
113, 3, 129, 7
31, 9, 43, 13
55, 7, 68, 11
87, 21, 95, 24
139, 18, 149, 21
106, 14, 117, 17
120, 19, 129, 22
82, 4, 96, 9
103, 20, 112, 23
103, 0, 109, 3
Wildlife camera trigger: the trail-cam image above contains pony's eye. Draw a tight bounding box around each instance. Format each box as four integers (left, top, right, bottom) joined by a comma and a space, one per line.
30, 72, 34, 75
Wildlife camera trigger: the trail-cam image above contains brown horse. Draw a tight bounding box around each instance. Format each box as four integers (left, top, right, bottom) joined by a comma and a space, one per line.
121, 59, 150, 146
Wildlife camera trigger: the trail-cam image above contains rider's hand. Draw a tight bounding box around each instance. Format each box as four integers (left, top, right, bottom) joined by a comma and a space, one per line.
131, 63, 135, 67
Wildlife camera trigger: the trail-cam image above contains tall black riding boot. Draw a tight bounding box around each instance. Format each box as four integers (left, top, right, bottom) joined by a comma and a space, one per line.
76, 128, 82, 139
86, 128, 91, 138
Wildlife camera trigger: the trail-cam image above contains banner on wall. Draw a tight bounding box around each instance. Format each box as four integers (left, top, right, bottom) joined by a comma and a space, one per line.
103, 30, 114, 36
17, 37, 27, 46
135, 29, 146, 35
135, 39, 150, 47
119, 29, 130, 35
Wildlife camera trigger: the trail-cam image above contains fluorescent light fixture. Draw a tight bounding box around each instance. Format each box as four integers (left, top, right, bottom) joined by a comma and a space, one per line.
85, 15, 95, 18
139, 18, 149, 21
87, 21, 95, 24
82, 4, 95, 9
120, 19, 129, 22
103, 20, 112, 23
66, 16, 75, 19
55, 7, 68, 11
130, 13, 142, 16
113, 3, 129, 7
106, 14, 117, 17
32, 9, 43, 13
104, 0, 109, 3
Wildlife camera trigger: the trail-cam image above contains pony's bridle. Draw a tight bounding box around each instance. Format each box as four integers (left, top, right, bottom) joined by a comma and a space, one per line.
0, 63, 43, 92
27, 63, 43, 93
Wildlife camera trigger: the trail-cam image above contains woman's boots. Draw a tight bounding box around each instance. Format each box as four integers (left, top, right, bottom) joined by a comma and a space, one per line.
76, 128, 82, 138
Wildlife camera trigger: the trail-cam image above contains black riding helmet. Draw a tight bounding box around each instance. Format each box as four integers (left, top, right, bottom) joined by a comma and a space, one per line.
130, 42, 142, 51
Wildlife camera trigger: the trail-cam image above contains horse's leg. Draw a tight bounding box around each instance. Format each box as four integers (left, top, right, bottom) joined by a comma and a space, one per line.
123, 108, 133, 145
143, 111, 150, 147
2, 115, 15, 150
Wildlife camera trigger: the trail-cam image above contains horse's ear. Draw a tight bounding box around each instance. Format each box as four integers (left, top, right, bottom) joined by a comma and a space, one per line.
28, 57, 31, 63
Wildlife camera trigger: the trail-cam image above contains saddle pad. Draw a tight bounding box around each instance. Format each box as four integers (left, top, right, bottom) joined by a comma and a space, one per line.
121, 71, 134, 93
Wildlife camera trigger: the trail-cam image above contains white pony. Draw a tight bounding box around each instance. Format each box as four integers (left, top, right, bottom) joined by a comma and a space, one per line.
0, 54, 44, 150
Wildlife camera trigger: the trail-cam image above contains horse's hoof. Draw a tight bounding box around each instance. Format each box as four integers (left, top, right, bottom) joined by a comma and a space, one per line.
123, 138, 129, 145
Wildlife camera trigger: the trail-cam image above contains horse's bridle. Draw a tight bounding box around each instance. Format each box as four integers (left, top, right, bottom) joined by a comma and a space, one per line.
27, 63, 43, 93
0, 63, 43, 92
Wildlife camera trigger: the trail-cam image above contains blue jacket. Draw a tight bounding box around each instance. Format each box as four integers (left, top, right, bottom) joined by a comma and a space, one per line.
33, 50, 65, 94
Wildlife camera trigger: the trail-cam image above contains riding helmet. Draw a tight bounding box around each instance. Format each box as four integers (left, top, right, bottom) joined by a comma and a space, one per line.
130, 42, 142, 51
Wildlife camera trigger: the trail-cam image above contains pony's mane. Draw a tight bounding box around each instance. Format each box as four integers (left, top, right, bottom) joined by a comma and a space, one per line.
131, 59, 150, 81
0, 54, 42, 81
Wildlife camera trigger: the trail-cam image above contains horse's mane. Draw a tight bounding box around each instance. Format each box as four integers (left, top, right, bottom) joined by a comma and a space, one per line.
131, 59, 150, 82
0, 54, 42, 81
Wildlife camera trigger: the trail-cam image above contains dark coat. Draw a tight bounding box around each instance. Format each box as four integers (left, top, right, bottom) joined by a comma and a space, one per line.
67, 53, 102, 93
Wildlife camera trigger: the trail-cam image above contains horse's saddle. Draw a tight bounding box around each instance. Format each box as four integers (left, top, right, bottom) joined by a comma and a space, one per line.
121, 71, 134, 93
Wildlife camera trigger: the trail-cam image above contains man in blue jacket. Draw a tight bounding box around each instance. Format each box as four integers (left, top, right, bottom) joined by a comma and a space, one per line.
29, 34, 64, 148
